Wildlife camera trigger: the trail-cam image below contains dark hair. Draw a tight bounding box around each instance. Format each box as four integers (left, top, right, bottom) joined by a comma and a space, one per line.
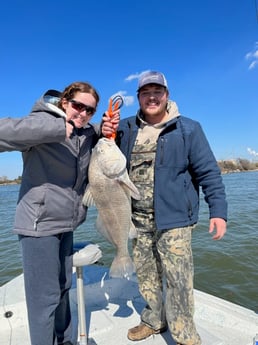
57, 81, 100, 110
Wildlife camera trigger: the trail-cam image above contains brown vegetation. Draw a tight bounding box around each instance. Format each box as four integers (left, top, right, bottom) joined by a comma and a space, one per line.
217, 159, 258, 174
0, 176, 22, 185
0, 159, 258, 184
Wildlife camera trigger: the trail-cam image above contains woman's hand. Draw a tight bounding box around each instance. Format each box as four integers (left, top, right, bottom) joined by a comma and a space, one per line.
66, 121, 74, 138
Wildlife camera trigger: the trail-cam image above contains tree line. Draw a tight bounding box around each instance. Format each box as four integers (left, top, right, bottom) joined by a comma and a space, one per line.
0, 158, 258, 185
217, 158, 258, 174
0, 176, 22, 184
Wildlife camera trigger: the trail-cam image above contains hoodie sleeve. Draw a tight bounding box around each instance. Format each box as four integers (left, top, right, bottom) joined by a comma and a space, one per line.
0, 112, 66, 152
187, 120, 227, 221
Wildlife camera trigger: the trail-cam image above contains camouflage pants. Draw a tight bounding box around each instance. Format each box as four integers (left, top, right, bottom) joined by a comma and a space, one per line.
132, 226, 202, 345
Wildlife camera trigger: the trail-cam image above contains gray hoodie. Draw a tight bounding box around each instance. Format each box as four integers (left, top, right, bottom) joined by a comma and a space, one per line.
0, 90, 100, 236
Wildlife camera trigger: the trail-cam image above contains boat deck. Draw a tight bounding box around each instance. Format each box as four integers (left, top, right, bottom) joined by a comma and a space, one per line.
1, 265, 258, 345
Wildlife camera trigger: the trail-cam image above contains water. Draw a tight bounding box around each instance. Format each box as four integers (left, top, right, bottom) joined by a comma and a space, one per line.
0, 172, 257, 313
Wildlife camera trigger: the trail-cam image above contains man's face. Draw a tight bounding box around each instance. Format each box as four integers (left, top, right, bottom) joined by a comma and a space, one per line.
138, 84, 168, 123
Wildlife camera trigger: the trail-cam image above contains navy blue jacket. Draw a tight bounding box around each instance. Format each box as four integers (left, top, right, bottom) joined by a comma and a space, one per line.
116, 114, 227, 231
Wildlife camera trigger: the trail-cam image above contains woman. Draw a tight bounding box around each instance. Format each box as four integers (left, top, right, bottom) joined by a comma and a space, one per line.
0, 81, 118, 345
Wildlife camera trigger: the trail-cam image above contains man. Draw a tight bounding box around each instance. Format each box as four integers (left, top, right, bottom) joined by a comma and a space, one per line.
116, 71, 227, 345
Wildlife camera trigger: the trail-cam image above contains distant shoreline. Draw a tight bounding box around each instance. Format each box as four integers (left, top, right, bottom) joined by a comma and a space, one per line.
1, 168, 258, 186
221, 168, 258, 174
0, 181, 21, 186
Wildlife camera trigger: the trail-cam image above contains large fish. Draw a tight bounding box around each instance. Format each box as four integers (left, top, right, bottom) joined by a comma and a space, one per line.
82, 138, 141, 278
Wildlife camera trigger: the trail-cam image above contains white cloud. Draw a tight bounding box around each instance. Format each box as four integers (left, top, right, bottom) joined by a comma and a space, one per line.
248, 60, 258, 70
125, 73, 140, 82
125, 70, 150, 82
245, 42, 258, 70
123, 95, 134, 106
112, 70, 154, 107
247, 147, 258, 156
110, 91, 134, 107
113, 70, 151, 107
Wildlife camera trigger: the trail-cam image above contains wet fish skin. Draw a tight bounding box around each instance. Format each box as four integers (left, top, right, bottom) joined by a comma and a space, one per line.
83, 138, 141, 278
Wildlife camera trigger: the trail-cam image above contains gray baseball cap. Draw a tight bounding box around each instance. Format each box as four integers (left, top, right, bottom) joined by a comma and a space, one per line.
137, 71, 168, 91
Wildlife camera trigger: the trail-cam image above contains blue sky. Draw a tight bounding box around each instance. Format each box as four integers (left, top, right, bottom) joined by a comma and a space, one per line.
0, 0, 257, 179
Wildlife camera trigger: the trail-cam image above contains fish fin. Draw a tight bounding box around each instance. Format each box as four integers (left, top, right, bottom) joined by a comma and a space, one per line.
116, 174, 141, 200
129, 221, 137, 239
82, 185, 96, 207
109, 255, 136, 278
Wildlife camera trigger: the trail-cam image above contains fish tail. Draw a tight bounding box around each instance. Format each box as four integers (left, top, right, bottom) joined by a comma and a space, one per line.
109, 255, 135, 279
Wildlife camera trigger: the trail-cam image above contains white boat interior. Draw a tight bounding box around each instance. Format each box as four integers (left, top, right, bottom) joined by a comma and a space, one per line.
1, 243, 258, 345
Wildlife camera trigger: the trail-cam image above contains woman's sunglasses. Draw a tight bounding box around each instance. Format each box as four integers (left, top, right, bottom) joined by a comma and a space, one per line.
69, 99, 95, 116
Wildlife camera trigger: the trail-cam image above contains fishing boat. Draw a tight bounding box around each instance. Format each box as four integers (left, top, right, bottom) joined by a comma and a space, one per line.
1, 242, 258, 345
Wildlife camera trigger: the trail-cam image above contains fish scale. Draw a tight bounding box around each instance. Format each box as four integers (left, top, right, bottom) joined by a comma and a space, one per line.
83, 138, 141, 278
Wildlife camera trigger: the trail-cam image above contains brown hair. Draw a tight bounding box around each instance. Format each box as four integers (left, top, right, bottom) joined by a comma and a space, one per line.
57, 81, 100, 110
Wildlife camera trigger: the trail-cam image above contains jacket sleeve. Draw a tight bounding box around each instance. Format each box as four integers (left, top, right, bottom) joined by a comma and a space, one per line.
0, 113, 66, 152
187, 121, 227, 221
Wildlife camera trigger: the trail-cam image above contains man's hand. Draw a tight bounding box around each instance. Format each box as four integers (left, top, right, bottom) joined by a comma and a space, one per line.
209, 218, 227, 240
102, 110, 120, 138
